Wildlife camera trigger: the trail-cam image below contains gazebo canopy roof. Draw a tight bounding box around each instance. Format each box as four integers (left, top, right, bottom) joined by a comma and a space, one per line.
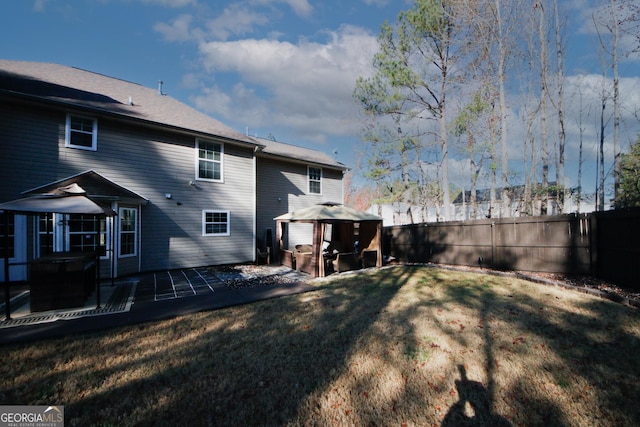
274, 202, 381, 223
0, 183, 115, 216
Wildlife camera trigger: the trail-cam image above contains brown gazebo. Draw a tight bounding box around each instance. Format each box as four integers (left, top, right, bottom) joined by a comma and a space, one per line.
0, 184, 116, 320
274, 202, 383, 277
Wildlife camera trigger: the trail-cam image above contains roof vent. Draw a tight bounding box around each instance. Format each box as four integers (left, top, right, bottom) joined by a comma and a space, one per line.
128, 96, 134, 106
158, 80, 166, 96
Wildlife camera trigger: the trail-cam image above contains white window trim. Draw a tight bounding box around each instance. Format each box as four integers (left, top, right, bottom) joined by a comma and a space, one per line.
35, 213, 110, 260
202, 210, 230, 236
65, 114, 98, 151
195, 139, 224, 183
118, 207, 138, 258
308, 166, 322, 195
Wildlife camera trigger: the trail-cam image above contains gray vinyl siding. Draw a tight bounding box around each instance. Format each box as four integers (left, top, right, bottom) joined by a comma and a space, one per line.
0, 100, 256, 276
256, 156, 344, 250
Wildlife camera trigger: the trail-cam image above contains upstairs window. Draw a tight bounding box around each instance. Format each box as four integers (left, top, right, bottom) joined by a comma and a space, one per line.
308, 166, 322, 194
66, 114, 97, 151
197, 140, 223, 182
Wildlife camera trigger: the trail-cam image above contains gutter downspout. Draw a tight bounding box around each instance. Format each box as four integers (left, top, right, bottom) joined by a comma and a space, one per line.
253, 145, 259, 263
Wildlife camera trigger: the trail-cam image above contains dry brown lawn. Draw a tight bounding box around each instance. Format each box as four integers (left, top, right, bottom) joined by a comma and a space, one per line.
2, 265, 640, 426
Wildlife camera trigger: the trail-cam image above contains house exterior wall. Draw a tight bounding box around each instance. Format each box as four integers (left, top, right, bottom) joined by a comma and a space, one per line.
256, 156, 344, 250
0, 98, 256, 276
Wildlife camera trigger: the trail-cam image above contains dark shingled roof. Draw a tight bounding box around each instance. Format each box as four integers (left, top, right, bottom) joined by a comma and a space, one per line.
255, 137, 347, 170
0, 60, 258, 146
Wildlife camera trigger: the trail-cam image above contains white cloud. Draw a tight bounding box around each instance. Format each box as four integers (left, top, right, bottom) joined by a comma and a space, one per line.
282, 0, 313, 17
153, 14, 196, 42
205, 4, 269, 40
193, 25, 378, 138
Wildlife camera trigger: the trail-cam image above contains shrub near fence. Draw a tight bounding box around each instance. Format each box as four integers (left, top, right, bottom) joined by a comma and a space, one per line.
383, 208, 640, 290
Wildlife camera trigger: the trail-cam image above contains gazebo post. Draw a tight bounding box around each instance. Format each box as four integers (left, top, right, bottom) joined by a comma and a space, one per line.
276, 220, 283, 264
376, 221, 383, 267
3, 211, 11, 320
310, 222, 321, 277
110, 212, 115, 288
94, 215, 101, 309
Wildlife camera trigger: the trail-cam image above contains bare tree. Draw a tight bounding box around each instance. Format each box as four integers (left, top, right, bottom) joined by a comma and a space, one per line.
536, 1, 550, 214
494, 0, 515, 217
611, 0, 621, 205
575, 75, 587, 213
553, 0, 567, 212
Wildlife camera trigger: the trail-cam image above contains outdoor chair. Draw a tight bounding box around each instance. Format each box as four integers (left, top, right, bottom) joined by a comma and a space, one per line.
256, 247, 270, 265
332, 252, 360, 273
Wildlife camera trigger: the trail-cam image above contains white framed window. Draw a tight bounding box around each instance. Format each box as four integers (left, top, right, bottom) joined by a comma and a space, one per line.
308, 166, 322, 194
202, 210, 230, 236
196, 139, 223, 182
119, 208, 137, 257
65, 114, 98, 151
37, 213, 108, 257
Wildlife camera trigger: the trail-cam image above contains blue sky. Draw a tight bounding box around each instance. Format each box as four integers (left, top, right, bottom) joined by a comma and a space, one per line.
2, 0, 639, 195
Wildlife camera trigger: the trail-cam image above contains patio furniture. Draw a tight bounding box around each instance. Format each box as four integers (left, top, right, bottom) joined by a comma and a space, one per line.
332, 252, 360, 273
295, 244, 314, 275
256, 247, 270, 265
280, 249, 296, 269
275, 203, 383, 277
361, 249, 378, 268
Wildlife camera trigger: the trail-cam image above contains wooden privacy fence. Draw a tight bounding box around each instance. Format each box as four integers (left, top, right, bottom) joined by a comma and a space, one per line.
383, 208, 640, 290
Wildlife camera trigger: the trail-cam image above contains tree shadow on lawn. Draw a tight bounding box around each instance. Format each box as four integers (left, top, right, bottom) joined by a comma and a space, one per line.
4, 266, 640, 426
1, 266, 417, 425
436, 270, 640, 426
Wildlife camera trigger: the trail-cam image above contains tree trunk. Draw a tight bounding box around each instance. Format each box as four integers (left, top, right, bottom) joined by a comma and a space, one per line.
553, 0, 566, 213
538, 1, 549, 215
496, 0, 510, 218
599, 96, 606, 211
611, 0, 621, 206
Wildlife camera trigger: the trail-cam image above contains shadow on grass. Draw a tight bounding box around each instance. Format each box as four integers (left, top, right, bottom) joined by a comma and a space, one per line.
1, 266, 417, 425
441, 365, 510, 426
435, 269, 640, 426
3, 266, 640, 426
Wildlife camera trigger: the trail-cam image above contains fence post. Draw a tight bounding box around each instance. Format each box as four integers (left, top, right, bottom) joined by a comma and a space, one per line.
491, 221, 495, 269
589, 212, 598, 279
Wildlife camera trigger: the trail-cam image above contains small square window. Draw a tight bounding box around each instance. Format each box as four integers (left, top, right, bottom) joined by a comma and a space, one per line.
66, 114, 97, 150
203, 210, 230, 236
